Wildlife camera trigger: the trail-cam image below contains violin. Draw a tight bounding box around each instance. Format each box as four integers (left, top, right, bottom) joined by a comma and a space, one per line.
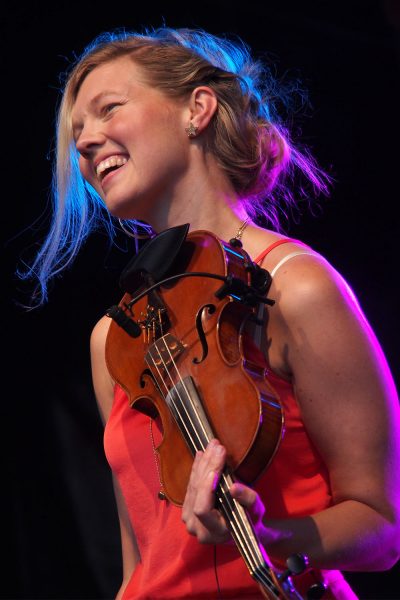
105, 225, 326, 600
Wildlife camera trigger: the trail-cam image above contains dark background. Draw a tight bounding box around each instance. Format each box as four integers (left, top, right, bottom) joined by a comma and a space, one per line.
2, 1, 400, 598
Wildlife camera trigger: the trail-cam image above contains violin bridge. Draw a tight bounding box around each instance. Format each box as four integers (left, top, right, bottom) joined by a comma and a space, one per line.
145, 333, 185, 373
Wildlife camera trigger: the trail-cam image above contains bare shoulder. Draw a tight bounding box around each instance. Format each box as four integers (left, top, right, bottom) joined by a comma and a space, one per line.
90, 315, 115, 424
269, 249, 357, 321
247, 228, 357, 333
267, 247, 384, 379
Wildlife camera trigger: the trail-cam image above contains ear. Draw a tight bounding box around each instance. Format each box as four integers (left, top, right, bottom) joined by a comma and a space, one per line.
187, 86, 218, 133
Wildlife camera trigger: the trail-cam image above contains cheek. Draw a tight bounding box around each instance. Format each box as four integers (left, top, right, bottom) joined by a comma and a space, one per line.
79, 156, 96, 186
78, 155, 90, 179
78, 156, 103, 197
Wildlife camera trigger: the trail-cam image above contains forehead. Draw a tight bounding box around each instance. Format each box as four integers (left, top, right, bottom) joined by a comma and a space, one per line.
72, 56, 150, 114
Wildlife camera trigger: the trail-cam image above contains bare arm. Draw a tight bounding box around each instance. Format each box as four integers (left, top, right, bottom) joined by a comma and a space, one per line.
259, 254, 400, 569
182, 254, 400, 571
90, 316, 140, 596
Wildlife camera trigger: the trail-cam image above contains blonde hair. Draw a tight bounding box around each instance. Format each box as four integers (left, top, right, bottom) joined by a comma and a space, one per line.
24, 27, 329, 304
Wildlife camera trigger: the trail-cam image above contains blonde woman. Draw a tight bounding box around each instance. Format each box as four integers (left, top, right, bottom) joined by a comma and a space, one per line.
24, 28, 400, 600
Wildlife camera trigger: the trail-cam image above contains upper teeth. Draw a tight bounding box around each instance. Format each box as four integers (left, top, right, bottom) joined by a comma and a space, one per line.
96, 155, 128, 177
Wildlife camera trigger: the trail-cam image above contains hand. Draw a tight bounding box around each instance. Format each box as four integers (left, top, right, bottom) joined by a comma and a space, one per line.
182, 439, 266, 545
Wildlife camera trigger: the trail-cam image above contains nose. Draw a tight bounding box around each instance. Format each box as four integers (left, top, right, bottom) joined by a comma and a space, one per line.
75, 124, 106, 158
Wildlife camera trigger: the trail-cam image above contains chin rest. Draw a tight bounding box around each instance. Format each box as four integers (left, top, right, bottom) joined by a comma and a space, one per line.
119, 223, 190, 293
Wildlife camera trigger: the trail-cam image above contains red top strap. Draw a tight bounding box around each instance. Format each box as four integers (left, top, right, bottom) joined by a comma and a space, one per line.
254, 238, 308, 265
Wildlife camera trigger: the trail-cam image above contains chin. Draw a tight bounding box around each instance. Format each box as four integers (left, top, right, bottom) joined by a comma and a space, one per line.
102, 192, 136, 218
104, 199, 150, 223
105, 189, 158, 223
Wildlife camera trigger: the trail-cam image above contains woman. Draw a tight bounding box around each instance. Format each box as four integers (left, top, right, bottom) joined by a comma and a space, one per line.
26, 27, 399, 599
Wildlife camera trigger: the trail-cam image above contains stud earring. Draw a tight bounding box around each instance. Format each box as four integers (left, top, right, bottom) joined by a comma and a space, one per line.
185, 122, 199, 138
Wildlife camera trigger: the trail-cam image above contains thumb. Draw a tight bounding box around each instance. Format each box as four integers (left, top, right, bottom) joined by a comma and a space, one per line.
230, 482, 265, 523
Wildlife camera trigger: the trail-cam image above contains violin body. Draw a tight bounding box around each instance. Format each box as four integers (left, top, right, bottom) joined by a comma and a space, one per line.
105, 230, 283, 505
104, 229, 320, 599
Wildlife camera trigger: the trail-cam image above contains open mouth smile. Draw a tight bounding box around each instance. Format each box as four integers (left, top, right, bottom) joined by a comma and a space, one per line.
96, 155, 128, 183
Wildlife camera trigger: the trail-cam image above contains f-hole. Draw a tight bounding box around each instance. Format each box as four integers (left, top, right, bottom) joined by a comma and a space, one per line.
193, 304, 216, 364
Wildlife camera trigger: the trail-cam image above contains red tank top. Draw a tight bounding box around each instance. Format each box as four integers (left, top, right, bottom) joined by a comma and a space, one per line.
104, 239, 358, 599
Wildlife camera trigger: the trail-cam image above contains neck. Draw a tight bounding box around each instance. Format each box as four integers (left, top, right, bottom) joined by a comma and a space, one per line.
125, 147, 258, 243
146, 159, 249, 241
165, 195, 248, 239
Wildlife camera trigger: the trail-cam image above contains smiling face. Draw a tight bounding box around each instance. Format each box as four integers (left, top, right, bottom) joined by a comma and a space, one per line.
71, 55, 191, 222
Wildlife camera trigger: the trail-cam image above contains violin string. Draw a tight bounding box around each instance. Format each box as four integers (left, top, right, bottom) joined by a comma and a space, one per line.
146, 353, 278, 596
147, 356, 263, 581
217, 492, 264, 577
156, 337, 211, 446
147, 339, 208, 451
215, 469, 276, 584
149, 338, 276, 587
218, 474, 266, 564
148, 340, 272, 582
144, 354, 186, 444
146, 336, 276, 589
144, 348, 203, 498
152, 334, 211, 450
153, 339, 269, 579
143, 340, 191, 478
145, 339, 210, 505
216, 474, 278, 594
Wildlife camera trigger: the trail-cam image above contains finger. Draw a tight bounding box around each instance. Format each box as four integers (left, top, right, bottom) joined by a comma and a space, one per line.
185, 441, 225, 510
182, 451, 203, 522
192, 477, 230, 542
183, 469, 230, 542
230, 482, 265, 522
192, 441, 226, 510
182, 444, 222, 521
190, 444, 229, 532
191, 448, 229, 540
192, 439, 226, 481
182, 441, 230, 543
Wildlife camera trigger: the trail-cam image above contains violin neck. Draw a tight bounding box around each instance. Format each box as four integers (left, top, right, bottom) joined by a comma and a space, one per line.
164, 375, 288, 600
216, 470, 283, 599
